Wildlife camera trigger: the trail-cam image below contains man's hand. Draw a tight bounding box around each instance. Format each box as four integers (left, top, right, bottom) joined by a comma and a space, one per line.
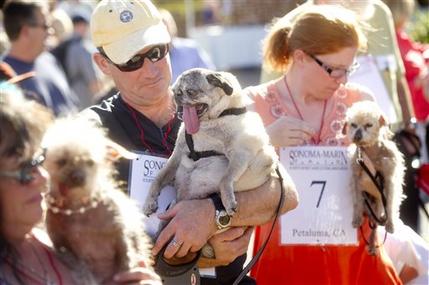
198, 227, 253, 268
152, 199, 217, 259
267, 116, 315, 147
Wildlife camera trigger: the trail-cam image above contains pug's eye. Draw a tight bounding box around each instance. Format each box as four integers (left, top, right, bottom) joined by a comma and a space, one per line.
365, 123, 373, 129
350, 123, 357, 128
175, 89, 183, 97
186, 89, 198, 97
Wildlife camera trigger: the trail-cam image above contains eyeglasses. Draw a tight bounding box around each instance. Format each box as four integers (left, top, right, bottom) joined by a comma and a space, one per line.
98, 44, 169, 72
309, 54, 359, 79
0, 149, 46, 185
28, 22, 50, 31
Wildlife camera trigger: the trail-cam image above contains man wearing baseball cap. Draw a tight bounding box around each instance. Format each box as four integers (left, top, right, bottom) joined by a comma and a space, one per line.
84, 0, 298, 284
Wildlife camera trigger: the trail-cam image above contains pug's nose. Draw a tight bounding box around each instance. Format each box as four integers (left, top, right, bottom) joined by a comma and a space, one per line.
354, 129, 363, 142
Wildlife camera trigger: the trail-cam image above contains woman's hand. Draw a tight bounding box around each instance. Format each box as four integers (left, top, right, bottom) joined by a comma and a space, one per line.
110, 262, 162, 285
267, 116, 315, 147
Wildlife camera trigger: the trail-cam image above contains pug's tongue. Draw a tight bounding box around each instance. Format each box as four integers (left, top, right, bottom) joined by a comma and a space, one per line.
182, 105, 200, 134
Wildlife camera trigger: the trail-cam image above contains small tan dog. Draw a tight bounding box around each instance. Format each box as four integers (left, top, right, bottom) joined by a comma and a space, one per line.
143, 68, 294, 256
344, 101, 405, 254
43, 117, 153, 284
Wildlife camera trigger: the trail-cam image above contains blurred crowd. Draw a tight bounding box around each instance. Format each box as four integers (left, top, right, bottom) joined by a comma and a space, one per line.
0, 0, 218, 116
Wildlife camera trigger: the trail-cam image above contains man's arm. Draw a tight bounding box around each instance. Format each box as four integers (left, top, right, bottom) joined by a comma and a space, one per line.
230, 166, 298, 226
152, 170, 298, 259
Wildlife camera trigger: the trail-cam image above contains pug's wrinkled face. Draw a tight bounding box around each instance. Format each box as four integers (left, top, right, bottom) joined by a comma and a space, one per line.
345, 101, 386, 147
172, 68, 236, 134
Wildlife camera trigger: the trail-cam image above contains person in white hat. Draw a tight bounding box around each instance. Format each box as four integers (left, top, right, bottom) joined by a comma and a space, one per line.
84, 0, 298, 283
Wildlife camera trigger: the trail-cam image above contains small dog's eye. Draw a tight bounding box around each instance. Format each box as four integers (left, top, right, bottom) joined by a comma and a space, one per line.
87, 160, 94, 167
351, 123, 357, 128
56, 158, 67, 167
187, 89, 197, 97
365, 123, 373, 129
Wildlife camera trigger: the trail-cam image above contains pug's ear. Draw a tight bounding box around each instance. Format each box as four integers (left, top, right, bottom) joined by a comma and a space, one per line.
206, 73, 233, 95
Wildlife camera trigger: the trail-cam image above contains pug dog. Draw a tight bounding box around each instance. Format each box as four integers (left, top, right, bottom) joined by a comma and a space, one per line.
344, 101, 405, 254
143, 68, 292, 218
143, 68, 294, 258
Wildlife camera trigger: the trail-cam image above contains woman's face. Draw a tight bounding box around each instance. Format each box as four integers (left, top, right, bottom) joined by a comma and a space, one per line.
300, 46, 358, 101
0, 152, 48, 240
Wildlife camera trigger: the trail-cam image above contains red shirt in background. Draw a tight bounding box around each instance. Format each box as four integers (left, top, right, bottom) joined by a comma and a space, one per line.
396, 29, 429, 122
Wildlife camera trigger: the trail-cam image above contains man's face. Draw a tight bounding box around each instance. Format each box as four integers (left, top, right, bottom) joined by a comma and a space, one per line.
26, 8, 50, 56
104, 45, 173, 107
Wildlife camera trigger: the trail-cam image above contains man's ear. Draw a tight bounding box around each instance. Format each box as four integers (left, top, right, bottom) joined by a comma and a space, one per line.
342, 122, 348, 135
93, 53, 112, 76
20, 25, 32, 39
206, 73, 233, 95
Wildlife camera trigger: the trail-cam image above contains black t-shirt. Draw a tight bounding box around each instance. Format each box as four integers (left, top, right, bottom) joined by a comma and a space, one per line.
86, 94, 181, 187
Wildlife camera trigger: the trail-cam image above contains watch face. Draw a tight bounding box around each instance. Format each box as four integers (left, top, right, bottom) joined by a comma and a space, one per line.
217, 211, 231, 227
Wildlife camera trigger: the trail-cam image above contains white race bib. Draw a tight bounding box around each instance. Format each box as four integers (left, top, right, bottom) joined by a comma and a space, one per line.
129, 153, 176, 238
279, 146, 358, 245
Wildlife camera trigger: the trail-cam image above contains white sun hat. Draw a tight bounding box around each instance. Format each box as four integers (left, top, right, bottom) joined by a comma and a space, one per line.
90, 0, 171, 64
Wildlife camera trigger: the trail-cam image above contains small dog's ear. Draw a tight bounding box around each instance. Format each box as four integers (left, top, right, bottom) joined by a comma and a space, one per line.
378, 115, 387, 127
206, 73, 233, 96
342, 122, 348, 135
105, 140, 137, 161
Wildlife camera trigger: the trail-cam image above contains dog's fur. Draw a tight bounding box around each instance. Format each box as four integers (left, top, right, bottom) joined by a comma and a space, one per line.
344, 101, 405, 254
143, 69, 294, 257
43, 118, 153, 284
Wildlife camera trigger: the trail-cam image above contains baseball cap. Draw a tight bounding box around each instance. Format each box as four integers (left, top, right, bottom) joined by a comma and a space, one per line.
90, 0, 171, 64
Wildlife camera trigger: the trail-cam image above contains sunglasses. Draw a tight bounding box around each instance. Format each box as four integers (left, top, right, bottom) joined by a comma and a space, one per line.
309, 54, 359, 79
99, 44, 169, 72
0, 149, 46, 185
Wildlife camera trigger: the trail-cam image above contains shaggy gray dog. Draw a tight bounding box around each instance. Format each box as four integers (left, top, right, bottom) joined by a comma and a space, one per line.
43, 118, 153, 284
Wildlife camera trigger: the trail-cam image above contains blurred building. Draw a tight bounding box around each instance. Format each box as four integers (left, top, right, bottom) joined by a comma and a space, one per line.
156, 0, 304, 33
226, 0, 305, 26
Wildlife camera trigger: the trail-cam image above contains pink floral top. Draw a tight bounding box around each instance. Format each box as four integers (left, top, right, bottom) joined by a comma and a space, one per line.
244, 76, 372, 146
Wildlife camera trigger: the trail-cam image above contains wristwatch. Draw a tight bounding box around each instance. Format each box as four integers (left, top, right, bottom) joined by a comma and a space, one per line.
208, 193, 231, 230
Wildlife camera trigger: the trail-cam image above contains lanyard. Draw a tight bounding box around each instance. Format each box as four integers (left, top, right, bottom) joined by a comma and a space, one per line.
126, 103, 174, 156
284, 76, 327, 145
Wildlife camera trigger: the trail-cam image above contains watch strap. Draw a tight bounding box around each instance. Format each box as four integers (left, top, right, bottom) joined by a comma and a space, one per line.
208, 193, 225, 211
